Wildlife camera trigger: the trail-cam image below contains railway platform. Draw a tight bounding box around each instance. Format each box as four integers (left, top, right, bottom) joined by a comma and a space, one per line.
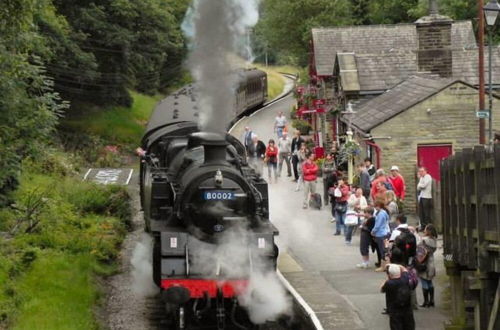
230, 86, 452, 329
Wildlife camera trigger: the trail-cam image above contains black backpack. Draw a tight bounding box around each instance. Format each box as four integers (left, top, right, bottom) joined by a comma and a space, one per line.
394, 228, 417, 258
394, 280, 412, 308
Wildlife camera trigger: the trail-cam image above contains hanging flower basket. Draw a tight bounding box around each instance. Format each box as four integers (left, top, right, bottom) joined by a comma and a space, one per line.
338, 140, 361, 165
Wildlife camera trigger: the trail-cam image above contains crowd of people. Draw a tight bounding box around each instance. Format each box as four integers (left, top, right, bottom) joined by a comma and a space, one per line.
241, 112, 438, 330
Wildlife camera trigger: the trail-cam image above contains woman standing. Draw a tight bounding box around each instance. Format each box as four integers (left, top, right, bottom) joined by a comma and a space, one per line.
385, 190, 399, 230
371, 199, 391, 272
294, 143, 307, 191
418, 224, 438, 308
265, 139, 279, 183
345, 188, 367, 244
333, 178, 350, 236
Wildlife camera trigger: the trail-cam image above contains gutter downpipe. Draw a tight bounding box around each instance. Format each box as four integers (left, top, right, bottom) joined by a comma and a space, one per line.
365, 140, 381, 169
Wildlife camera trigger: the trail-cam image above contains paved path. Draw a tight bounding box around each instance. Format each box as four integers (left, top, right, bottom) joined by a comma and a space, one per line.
230, 92, 450, 329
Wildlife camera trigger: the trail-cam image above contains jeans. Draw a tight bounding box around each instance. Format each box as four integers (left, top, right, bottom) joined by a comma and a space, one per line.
292, 155, 299, 180
345, 225, 355, 242
276, 126, 284, 138
420, 278, 433, 290
267, 161, 277, 180
278, 152, 291, 177
374, 236, 386, 262
335, 209, 346, 234
418, 198, 432, 229
303, 180, 316, 206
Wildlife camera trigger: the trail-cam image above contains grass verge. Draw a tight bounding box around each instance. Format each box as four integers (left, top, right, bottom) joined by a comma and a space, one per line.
61, 91, 162, 147
0, 151, 130, 329
254, 65, 303, 100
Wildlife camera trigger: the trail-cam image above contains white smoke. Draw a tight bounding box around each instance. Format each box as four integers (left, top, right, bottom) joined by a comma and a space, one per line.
182, 0, 261, 133
188, 226, 292, 324
131, 234, 157, 297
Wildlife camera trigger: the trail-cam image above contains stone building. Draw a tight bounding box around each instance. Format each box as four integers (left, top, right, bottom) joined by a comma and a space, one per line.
309, 3, 500, 151
349, 75, 500, 222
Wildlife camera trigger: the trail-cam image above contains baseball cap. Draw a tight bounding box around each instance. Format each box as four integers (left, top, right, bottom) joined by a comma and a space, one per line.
390, 165, 399, 171
387, 264, 401, 278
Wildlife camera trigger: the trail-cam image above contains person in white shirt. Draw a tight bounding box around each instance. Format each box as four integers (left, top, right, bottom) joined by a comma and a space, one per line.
345, 188, 367, 244
417, 167, 433, 231
241, 126, 255, 152
277, 131, 292, 177
274, 111, 287, 138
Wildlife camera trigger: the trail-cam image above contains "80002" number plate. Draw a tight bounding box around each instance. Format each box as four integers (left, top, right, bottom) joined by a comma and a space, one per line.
203, 191, 235, 201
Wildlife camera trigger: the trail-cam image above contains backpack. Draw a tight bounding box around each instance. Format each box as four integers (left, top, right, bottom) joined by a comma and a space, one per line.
414, 244, 429, 272
406, 267, 419, 290
383, 181, 394, 191
309, 193, 322, 210
394, 228, 417, 258
394, 279, 412, 308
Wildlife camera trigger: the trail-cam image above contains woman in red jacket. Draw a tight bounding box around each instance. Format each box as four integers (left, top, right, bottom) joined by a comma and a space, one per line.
302, 151, 319, 208
265, 139, 279, 183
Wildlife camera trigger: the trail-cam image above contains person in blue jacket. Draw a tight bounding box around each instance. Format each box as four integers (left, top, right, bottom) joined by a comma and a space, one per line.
372, 199, 390, 272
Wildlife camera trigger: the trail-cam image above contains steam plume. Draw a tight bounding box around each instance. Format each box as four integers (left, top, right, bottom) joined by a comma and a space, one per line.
182, 0, 261, 132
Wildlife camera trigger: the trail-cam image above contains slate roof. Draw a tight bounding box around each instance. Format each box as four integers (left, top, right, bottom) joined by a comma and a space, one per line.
349, 76, 457, 132
337, 53, 360, 92
312, 21, 476, 77
453, 47, 500, 85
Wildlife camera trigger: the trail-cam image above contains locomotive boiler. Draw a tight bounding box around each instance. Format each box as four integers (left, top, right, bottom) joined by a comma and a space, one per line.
139, 69, 278, 329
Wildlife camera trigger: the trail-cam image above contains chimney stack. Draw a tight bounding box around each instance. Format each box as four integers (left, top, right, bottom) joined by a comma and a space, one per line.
415, 1, 453, 77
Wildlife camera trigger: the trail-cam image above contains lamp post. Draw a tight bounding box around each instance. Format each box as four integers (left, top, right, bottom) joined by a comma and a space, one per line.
342, 102, 356, 184
484, 0, 500, 145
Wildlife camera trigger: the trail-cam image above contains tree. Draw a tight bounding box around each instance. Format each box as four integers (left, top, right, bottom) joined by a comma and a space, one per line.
0, 0, 66, 204
256, 0, 355, 66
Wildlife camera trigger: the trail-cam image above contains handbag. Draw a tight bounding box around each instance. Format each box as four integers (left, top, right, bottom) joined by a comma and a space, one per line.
345, 211, 359, 226
334, 203, 347, 213
333, 187, 342, 198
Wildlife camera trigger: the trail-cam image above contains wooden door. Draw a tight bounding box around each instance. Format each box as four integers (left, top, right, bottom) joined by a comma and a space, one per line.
417, 144, 453, 181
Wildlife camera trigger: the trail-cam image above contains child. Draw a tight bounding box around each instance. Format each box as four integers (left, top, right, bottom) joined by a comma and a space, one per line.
356, 206, 375, 269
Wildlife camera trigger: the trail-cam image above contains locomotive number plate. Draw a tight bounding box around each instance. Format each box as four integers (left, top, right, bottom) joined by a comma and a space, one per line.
203, 191, 235, 201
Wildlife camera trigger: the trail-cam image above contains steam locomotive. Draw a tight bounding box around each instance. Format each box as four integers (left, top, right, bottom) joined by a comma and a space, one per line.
139, 69, 278, 329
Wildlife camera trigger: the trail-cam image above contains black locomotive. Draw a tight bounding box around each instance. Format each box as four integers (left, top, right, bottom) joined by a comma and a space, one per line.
139, 69, 278, 329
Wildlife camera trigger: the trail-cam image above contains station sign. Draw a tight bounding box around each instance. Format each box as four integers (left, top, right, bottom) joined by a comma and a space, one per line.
476, 110, 490, 119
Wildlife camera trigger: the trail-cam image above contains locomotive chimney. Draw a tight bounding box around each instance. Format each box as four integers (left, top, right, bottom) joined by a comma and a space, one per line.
188, 132, 228, 164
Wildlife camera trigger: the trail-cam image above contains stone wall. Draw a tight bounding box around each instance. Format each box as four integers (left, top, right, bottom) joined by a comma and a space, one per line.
370, 82, 500, 217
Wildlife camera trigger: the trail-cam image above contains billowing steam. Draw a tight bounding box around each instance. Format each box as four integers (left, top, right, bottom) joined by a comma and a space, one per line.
131, 234, 157, 297
182, 0, 261, 132
189, 226, 292, 324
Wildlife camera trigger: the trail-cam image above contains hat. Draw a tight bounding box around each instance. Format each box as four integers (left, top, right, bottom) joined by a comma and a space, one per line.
387, 264, 401, 278
390, 165, 399, 171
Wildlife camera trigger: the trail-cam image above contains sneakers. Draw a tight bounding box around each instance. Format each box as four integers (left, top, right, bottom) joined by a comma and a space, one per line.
330, 217, 336, 223
375, 266, 385, 272
302, 204, 308, 209
356, 263, 368, 269
345, 241, 351, 245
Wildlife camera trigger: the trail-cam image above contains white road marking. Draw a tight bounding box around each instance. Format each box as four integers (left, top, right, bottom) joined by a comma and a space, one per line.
125, 169, 134, 185
83, 168, 92, 180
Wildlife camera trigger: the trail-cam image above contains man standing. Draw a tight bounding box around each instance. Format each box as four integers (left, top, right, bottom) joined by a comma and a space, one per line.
247, 135, 266, 176
274, 111, 287, 138
358, 163, 371, 201
302, 152, 318, 209
365, 158, 377, 182
417, 167, 433, 231
277, 131, 292, 177
242, 126, 254, 152
322, 153, 337, 204
388, 166, 406, 201
371, 169, 388, 202
291, 130, 304, 182
381, 264, 415, 330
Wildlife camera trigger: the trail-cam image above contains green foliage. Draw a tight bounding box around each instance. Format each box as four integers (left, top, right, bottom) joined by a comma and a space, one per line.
0, 0, 68, 206
256, 0, 355, 66
0, 163, 130, 328
292, 119, 312, 135
61, 91, 161, 148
